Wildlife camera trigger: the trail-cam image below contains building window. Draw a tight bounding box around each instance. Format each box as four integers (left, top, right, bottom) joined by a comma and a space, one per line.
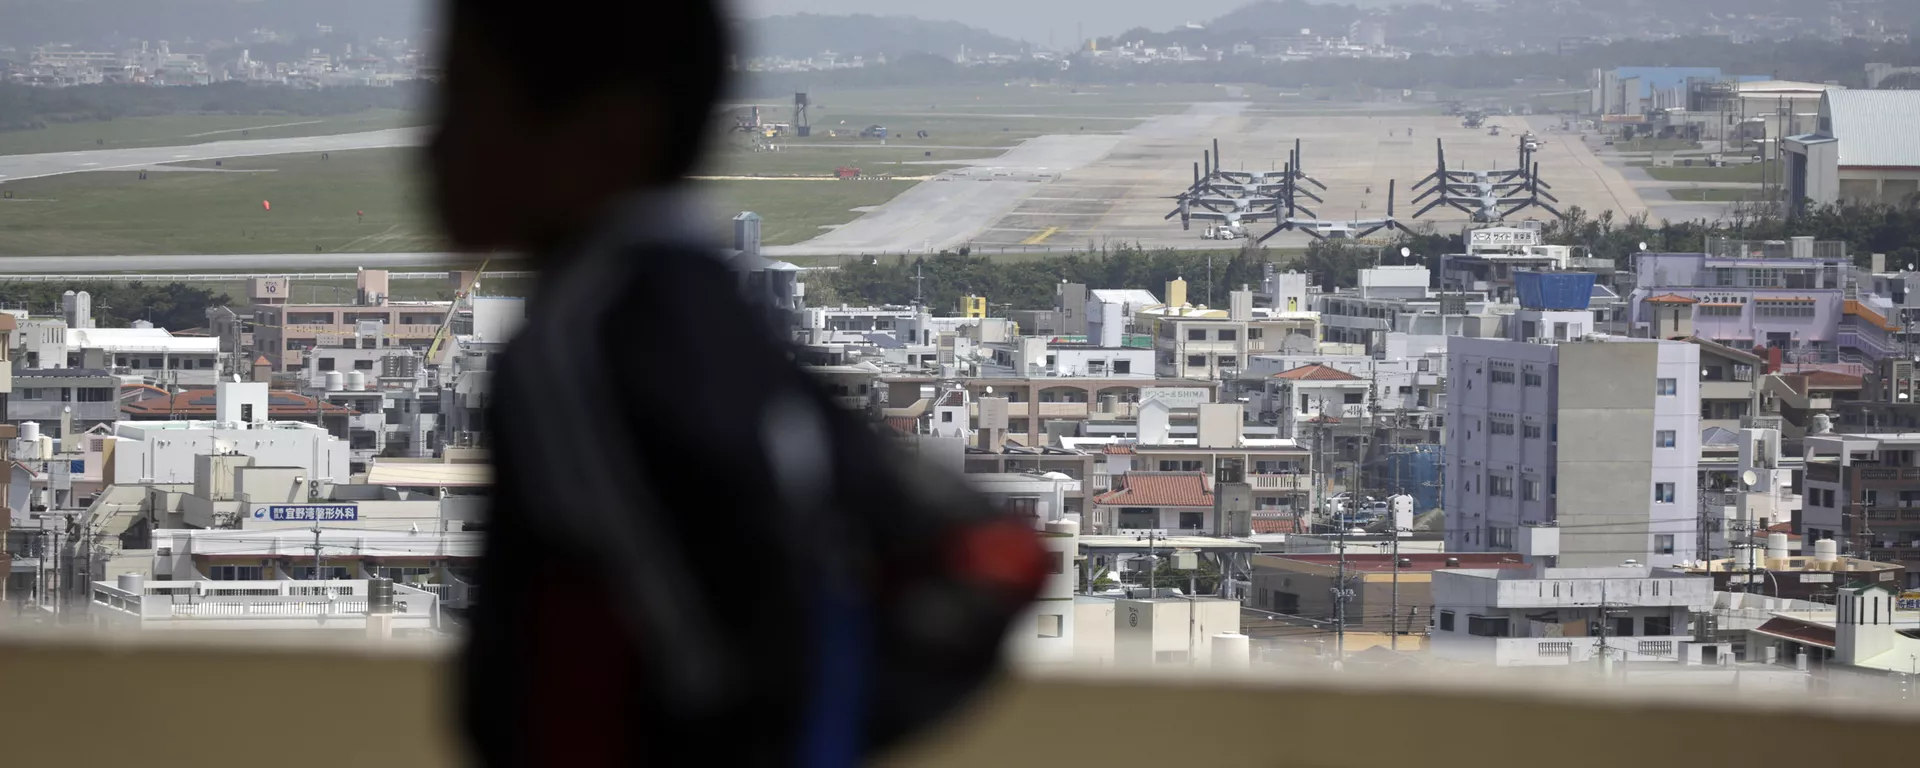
1490, 416, 1515, 436
1655, 534, 1675, 555
1188, 328, 1207, 341
1523, 424, 1543, 440
1218, 356, 1238, 368
1272, 591, 1299, 614
1467, 616, 1510, 637
1612, 617, 1635, 637
318, 357, 335, 371
208, 565, 264, 581
1117, 508, 1156, 529
1038, 614, 1064, 638
1654, 482, 1675, 503
1644, 615, 1673, 636
77, 388, 113, 402
1218, 329, 1238, 341
941, 412, 953, 423
1756, 300, 1815, 318
1248, 328, 1263, 340
1438, 610, 1455, 631
1522, 478, 1540, 501
374, 566, 429, 582
1490, 527, 1514, 549
1178, 511, 1206, 530
354, 359, 375, 370
1186, 355, 1206, 368
1114, 360, 1131, 374
1489, 367, 1516, 385
1488, 474, 1513, 497
1655, 430, 1676, 448
1523, 371, 1543, 387
1159, 460, 1203, 472
1656, 378, 1677, 396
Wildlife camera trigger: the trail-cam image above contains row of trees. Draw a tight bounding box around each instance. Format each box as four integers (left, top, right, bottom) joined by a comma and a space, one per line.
807, 201, 1920, 312
0, 82, 425, 133
0, 282, 230, 331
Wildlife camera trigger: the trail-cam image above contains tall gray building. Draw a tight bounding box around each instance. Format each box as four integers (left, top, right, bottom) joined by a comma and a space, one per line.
1446, 278, 1701, 568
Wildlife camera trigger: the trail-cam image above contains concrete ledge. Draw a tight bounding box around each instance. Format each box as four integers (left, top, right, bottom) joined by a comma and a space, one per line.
1, 631, 1915, 767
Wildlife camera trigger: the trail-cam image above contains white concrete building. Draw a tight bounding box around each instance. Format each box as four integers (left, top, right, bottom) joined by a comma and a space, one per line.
106, 382, 351, 485
1429, 565, 1714, 666
90, 574, 442, 633
71, 327, 222, 386
981, 336, 1152, 379
1446, 283, 1702, 568
1006, 519, 1081, 667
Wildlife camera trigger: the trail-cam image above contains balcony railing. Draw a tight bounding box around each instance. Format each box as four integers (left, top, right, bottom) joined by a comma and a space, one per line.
1250, 473, 1309, 491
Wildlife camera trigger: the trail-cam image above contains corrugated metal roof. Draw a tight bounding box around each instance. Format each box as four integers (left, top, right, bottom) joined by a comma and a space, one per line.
1827, 90, 1920, 168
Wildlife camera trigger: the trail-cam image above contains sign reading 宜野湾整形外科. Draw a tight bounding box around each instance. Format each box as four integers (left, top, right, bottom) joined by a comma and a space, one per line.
253, 504, 359, 522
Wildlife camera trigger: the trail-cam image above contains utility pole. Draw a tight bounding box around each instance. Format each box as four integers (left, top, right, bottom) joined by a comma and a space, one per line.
1391, 448, 1401, 650
1595, 579, 1614, 675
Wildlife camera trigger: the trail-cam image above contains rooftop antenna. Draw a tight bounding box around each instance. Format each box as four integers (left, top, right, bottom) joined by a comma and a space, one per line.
912, 262, 925, 307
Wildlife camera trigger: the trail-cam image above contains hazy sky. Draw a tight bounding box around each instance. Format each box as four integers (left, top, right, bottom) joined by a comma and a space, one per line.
730, 0, 1258, 43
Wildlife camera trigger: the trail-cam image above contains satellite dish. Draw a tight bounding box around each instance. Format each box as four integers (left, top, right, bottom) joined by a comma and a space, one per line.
1400, 247, 1412, 259
1638, 242, 1648, 252
1741, 469, 1759, 488
984, 386, 994, 394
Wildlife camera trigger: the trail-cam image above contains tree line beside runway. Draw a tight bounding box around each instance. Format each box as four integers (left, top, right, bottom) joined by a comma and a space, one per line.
809, 201, 1920, 311
0, 282, 229, 332
0, 81, 423, 133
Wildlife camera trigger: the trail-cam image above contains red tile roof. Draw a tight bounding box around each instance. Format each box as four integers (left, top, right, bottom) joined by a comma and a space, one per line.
883, 416, 919, 436
1092, 472, 1212, 507
122, 389, 355, 417
1754, 617, 1835, 649
1251, 518, 1299, 534
1103, 444, 1136, 455
1645, 293, 1699, 305
1799, 371, 1864, 389
1271, 553, 1530, 572
1272, 363, 1362, 381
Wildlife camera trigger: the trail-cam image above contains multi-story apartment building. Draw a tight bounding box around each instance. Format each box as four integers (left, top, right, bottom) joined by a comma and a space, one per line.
1446, 273, 1702, 568
249, 271, 448, 373
8, 368, 118, 436
1429, 565, 1716, 667
1802, 431, 1920, 589
1628, 237, 1895, 377
879, 376, 1219, 445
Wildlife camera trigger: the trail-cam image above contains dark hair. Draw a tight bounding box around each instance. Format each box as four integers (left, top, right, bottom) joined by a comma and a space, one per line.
452, 1, 731, 179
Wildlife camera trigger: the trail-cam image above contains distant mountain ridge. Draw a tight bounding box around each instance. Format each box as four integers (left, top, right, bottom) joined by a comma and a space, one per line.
740, 13, 1027, 61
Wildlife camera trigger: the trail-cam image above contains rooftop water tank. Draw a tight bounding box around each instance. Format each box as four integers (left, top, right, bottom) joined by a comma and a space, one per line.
346, 370, 367, 392
324, 371, 345, 392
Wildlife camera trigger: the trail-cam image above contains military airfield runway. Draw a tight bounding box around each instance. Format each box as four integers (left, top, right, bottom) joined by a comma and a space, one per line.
769, 107, 1651, 255
0, 129, 424, 184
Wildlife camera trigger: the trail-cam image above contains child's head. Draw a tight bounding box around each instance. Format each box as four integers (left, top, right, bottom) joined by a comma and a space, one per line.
429, 1, 730, 252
